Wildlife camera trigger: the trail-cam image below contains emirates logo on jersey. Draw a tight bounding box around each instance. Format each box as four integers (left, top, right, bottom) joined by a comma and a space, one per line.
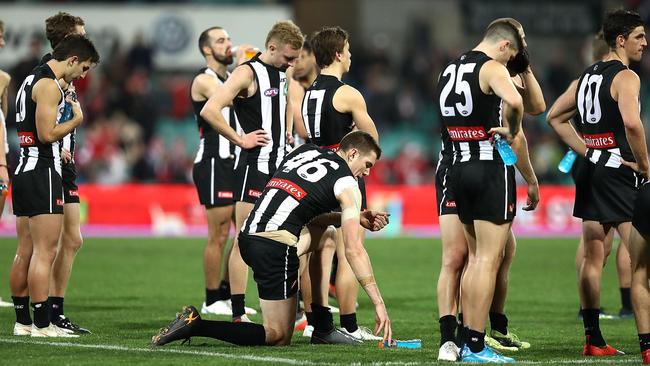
68, 190, 79, 197
445, 200, 456, 208
446, 126, 487, 141
247, 189, 262, 198
218, 191, 233, 198
266, 178, 308, 200
264, 88, 279, 97
18, 132, 35, 147
584, 132, 616, 149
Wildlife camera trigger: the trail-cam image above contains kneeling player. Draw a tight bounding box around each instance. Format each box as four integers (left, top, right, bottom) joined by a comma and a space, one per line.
152, 131, 392, 346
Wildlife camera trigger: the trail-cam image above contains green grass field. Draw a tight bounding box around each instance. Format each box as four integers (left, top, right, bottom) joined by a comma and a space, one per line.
0, 237, 643, 365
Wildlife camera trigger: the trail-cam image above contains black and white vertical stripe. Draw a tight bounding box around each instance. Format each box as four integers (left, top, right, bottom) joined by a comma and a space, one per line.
248, 61, 286, 175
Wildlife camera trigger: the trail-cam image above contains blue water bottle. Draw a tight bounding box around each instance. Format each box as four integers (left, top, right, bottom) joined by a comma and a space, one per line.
558, 149, 577, 173
59, 90, 76, 123
493, 134, 517, 166
379, 339, 422, 349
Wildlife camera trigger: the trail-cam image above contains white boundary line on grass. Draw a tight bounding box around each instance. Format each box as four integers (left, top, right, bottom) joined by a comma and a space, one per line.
0, 338, 643, 365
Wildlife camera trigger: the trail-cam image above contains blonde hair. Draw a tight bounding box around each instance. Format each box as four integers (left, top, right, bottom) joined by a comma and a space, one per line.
265, 20, 304, 50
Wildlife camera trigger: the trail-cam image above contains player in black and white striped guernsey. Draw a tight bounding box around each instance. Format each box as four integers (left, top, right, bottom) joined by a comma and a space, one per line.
200, 21, 303, 322
190, 26, 254, 318
37, 12, 91, 336
436, 19, 524, 362
152, 131, 391, 347
546, 10, 648, 357
302, 26, 381, 343
10, 34, 98, 338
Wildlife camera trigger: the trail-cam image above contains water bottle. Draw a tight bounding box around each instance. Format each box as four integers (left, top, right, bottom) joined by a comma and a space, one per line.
59, 90, 76, 123
379, 339, 422, 349
558, 149, 578, 173
493, 133, 517, 166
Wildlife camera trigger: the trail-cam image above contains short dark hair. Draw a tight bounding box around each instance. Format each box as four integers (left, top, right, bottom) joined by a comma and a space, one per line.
302, 32, 315, 54
46, 12, 85, 49
484, 18, 522, 52
0, 20, 4, 32
603, 9, 644, 48
52, 34, 100, 64
198, 26, 223, 55
311, 26, 348, 68
339, 131, 381, 160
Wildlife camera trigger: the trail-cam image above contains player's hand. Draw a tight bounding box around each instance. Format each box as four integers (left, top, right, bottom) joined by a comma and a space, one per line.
241, 129, 270, 149
61, 148, 72, 164
373, 302, 392, 342
523, 181, 539, 211
488, 127, 515, 144
360, 210, 390, 231
286, 131, 294, 146
0, 164, 9, 186
621, 158, 650, 180
67, 94, 83, 126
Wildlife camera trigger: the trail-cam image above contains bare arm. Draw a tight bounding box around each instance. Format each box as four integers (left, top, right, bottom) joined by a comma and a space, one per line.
200, 66, 269, 149
337, 185, 391, 340
334, 85, 379, 143
615, 70, 649, 177
517, 67, 546, 115
289, 79, 309, 139
546, 80, 586, 156
285, 67, 295, 144
0, 71, 10, 167
34, 79, 82, 144
483, 60, 524, 137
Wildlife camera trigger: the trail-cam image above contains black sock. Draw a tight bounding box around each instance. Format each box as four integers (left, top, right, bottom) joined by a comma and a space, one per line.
439, 315, 457, 346
340, 313, 358, 333
620, 288, 632, 310
32, 301, 49, 328
205, 288, 221, 306
582, 308, 606, 347
231, 294, 245, 318
489, 312, 508, 335
311, 303, 334, 333
195, 319, 266, 346
218, 281, 231, 301
49, 296, 64, 319
12, 296, 31, 325
305, 312, 314, 326
455, 313, 465, 347
466, 328, 485, 353
639, 333, 650, 352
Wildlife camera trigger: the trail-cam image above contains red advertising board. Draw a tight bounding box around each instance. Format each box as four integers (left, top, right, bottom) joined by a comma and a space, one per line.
0, 184, 582, 237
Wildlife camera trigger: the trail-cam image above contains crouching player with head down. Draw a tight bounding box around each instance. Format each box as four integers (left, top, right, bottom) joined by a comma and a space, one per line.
152, 131, 391, 346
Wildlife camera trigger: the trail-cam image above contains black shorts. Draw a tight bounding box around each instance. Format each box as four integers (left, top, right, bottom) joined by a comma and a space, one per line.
238, 232, 299, 300
450, 161, 516, 225
588, 163, 642, 224
632, 183, 650, 237
192, 157, 235, 208
62, 163, 79, 204
235, 162, 271, 204
435, 162, 457, 216
13, 167, 64, 217
572, 156, 599, 220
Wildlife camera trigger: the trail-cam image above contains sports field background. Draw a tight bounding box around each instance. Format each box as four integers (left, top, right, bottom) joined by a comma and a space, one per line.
0, 237, 642, 365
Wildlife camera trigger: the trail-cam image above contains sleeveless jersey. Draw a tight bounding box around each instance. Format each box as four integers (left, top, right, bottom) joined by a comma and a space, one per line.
234, 53, 287, 175
191, 67, 238, 163
575, 60, 632, 168
302, 74, 354, 150
15, 63, 63, 175
39, 53, 76, 160
242, 143, 358, 238
436, 51, 503, 164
